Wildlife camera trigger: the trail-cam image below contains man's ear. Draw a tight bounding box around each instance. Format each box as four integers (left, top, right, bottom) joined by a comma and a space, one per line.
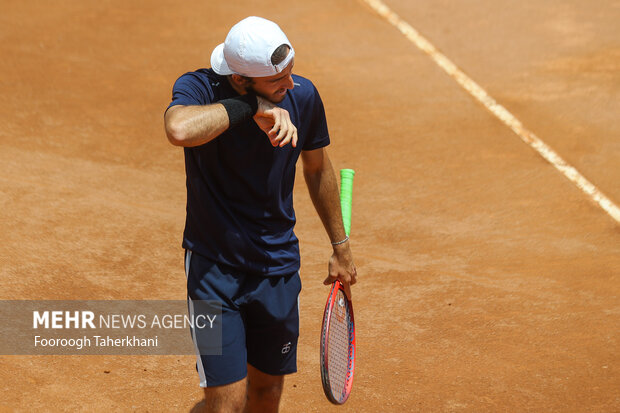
230, 74, 250, 87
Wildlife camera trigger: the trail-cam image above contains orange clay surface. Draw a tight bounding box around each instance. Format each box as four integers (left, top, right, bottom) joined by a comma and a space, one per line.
1, 0, 618, 411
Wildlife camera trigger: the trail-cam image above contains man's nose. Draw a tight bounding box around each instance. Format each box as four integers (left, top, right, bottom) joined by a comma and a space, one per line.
284, 75, 295, 90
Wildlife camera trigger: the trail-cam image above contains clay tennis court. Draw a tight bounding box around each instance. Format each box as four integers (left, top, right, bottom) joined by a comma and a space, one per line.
1, 0, 618, 411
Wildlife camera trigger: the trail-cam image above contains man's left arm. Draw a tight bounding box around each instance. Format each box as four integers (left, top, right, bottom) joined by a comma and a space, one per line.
301, 147, 357, 295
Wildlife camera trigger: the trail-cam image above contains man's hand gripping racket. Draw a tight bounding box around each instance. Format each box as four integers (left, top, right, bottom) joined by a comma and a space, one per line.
320, 169, 356, 405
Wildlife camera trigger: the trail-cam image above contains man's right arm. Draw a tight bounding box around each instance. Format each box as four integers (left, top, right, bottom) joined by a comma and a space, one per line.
165, 98, 298, 148
165, 104, 230, 147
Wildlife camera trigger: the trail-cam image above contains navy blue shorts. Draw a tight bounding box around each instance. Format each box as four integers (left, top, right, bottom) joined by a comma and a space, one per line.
184, 250, 301, 387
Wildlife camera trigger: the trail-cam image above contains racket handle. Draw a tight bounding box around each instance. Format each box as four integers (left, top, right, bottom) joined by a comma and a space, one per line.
340, 169, 355, 237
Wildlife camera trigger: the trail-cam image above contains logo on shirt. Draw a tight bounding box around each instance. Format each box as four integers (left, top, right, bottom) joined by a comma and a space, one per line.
281, 342, 292, 354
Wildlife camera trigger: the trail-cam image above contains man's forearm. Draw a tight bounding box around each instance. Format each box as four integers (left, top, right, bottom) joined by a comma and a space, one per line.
165, 104, 230, 147
303, 154, 348, 244
303, 148, 357, 290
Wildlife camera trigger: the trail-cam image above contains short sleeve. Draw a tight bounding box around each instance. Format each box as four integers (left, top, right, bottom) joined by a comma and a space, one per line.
302, 85, 330, 151
167, 71, 214, 111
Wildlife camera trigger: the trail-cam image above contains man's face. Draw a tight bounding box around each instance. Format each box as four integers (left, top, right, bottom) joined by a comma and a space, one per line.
246, 59, 295, 104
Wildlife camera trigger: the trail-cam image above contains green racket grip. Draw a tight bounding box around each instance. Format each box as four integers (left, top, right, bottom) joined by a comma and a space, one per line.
340, 169, 355, 237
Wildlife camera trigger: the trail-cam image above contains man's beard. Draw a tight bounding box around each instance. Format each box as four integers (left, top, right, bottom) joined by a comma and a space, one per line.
245, 84, 287, 104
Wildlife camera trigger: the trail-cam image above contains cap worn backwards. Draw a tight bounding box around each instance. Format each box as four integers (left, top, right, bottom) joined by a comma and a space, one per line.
211, 16, 295, 78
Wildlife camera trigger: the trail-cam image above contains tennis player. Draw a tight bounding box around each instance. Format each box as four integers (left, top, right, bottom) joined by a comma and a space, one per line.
164, 16, 357, 413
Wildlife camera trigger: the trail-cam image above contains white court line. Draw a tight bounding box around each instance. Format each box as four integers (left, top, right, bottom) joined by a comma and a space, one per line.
361, 0, 620, 224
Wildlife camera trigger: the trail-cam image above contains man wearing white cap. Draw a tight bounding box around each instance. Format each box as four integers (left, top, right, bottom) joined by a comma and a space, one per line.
164, 16, 357, 413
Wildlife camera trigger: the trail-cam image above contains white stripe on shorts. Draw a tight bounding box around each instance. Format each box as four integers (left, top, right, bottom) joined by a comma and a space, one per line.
184, 249, 192, 280
185, 250, 208, 388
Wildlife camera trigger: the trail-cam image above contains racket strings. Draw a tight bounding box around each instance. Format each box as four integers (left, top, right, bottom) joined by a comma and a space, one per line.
327, 290, 351, 401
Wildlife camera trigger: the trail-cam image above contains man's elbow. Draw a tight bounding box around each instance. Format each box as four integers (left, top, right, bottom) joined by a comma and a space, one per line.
165, 119, 187, 146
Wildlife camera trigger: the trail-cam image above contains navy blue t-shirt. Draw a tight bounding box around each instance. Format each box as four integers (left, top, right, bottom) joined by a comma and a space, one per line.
167, 69, 330, 276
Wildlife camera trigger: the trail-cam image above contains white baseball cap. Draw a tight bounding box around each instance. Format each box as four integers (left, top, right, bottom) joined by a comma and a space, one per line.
210, 16, 295, 78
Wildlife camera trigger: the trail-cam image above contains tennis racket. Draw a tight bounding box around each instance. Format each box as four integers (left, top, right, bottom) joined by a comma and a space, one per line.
320, 168, 356, 405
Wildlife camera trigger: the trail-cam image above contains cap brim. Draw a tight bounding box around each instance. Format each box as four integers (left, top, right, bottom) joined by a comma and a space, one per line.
210, 43, 234, 75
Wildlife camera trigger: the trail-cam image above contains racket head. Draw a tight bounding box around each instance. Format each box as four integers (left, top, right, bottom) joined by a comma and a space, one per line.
320, 280, 356, 404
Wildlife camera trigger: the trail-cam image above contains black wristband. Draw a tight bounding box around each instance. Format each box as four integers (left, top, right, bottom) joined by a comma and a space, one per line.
219, 94, 258, 128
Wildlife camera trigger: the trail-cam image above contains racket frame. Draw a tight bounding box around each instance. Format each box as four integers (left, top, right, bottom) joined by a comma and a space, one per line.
320, 280, 356, 404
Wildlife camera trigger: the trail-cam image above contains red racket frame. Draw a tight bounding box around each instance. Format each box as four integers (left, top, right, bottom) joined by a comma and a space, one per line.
320, 280, 356, 404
